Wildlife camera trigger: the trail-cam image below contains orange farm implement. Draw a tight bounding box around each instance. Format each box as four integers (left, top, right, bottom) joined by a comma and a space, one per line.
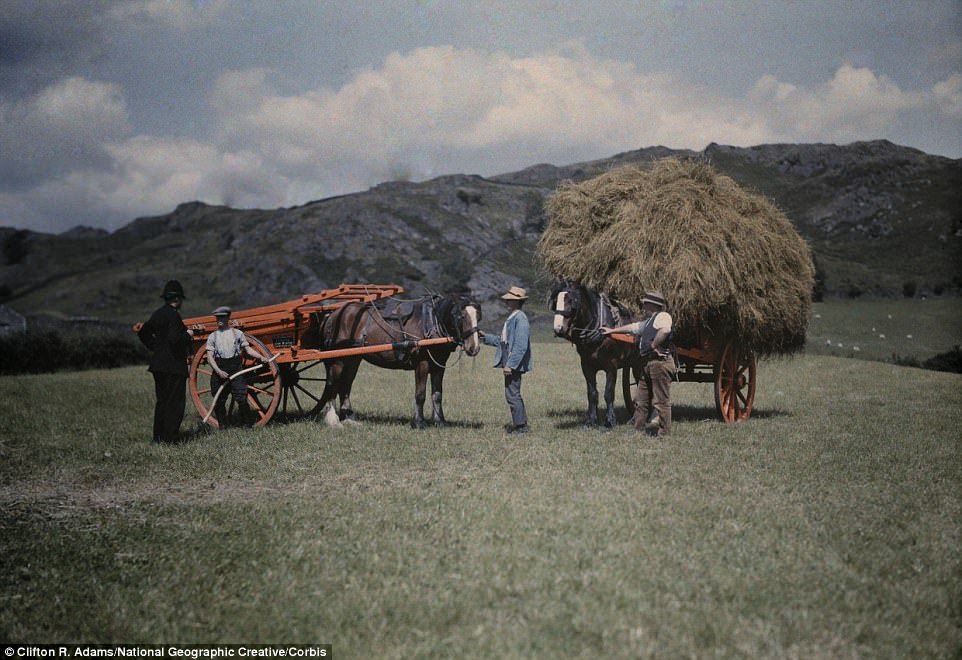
135, 284, 454, 428
611, 330, 756, 423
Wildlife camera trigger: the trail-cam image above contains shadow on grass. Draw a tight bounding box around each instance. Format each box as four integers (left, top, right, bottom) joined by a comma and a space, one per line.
545, 403, 790, 429
339, 412, 484, 430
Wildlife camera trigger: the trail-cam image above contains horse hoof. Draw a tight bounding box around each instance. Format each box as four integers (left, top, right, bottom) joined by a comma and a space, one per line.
323, 406, 343, 428
410, 420, 427, 430
434, 420, 449, 429
342, 418, 362, 427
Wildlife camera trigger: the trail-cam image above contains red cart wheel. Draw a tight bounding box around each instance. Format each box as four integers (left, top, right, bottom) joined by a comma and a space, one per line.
276, 360, 327, 419
189, 334, 281, 428
713, 340, 756, 423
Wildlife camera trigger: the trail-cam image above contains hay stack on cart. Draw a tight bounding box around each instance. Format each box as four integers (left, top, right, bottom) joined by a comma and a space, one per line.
537, 158, 815, 422
537, 158, 814, 357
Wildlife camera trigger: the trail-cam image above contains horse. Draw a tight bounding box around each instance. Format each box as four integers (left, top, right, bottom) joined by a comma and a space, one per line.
549, 281, 638, 429
314, 293, 481, 428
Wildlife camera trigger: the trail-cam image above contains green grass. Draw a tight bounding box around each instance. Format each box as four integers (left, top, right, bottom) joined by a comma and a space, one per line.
806, 297, 962, 363
2, 340, 960, 656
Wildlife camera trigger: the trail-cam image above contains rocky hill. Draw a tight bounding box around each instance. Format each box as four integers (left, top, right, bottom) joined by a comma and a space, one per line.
1, 140, 959, 326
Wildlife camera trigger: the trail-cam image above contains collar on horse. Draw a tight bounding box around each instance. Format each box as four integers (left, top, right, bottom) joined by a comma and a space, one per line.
553, 282, 626, 345
380, 294, 477, 347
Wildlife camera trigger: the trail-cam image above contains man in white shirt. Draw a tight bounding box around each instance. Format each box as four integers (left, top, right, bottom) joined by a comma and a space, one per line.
206, 306, 266, 428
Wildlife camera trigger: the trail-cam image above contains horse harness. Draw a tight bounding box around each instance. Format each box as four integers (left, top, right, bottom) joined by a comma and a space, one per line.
319, 295, 476, 364
554, 283, 625, 344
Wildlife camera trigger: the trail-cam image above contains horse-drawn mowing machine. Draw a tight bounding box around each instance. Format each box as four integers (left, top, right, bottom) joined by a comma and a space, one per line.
135, 284, 460, 428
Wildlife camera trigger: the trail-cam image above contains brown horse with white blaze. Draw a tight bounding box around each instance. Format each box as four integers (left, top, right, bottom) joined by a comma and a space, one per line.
550, 281, 637, 429
314, 293, 481, 428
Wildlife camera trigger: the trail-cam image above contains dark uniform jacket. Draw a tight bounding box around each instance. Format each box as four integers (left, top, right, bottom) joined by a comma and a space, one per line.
138, 304, 192, 376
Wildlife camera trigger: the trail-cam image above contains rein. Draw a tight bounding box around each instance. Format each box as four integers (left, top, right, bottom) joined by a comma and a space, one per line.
554, 285, 621, 345
360, 295, 479, 369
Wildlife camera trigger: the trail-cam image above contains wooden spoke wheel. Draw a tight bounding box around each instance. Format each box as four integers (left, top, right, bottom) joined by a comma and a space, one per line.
276, 360, 327, 419
713, 340, 756, 423
189, 334, 281, 429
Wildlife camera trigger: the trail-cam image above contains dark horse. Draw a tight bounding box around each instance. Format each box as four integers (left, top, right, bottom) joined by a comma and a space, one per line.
315, 293, 481, 428
549, 281, 637, 429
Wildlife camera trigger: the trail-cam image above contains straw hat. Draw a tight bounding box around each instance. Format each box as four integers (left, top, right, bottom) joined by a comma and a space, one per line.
642, 291, 667, 308
500, 286, 528, 300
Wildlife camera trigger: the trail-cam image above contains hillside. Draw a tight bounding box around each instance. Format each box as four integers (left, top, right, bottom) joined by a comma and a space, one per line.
1, 140, 959, 325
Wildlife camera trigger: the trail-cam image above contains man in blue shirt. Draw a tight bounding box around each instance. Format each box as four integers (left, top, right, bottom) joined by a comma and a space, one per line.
480, 286, 533, 434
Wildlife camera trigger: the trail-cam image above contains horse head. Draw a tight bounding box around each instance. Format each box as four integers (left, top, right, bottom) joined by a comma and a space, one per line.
550, 281, 583, 339
437, 294, 482, 357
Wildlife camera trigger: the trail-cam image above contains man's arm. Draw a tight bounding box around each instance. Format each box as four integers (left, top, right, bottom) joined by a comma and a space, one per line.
601, 321, 641, 335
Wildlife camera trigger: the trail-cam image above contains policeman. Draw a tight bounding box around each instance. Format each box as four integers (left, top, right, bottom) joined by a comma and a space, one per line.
138, 280, 193, 443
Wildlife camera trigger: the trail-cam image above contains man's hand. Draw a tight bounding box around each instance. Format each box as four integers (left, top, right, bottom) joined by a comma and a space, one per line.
216, 369, 228, 379
503, 366, 513, 375
599, 326, 612, 335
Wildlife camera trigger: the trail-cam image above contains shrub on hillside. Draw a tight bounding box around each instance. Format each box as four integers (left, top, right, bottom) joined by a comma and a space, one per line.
923, 346, 962, 373
890, 347, 962, 374
0, 329, 148, 375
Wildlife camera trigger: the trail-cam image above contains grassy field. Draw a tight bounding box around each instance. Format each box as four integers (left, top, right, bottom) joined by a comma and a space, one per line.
805, 296, 962, 364
2, 333, 960, 656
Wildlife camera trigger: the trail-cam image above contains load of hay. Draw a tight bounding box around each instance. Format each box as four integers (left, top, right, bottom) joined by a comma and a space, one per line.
537, 158, 814, 356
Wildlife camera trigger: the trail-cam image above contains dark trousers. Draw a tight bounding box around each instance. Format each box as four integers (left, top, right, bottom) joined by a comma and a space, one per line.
152, 372, 186, 443
210, 357, 250, 427
504, 372, 527, 428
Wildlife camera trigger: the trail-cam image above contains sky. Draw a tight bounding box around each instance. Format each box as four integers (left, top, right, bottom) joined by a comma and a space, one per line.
1, 0, 960, 234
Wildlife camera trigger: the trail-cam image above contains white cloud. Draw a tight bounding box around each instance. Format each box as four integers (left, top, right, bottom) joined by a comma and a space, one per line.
214, 46, 955, 194
0, 77, 130, 186
3, 46, 960, 233
749, 65, 927, 142
932, 73, 962, 118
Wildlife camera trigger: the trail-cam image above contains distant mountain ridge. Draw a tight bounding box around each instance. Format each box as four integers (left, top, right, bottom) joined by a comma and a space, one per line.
1, 140, 959, 324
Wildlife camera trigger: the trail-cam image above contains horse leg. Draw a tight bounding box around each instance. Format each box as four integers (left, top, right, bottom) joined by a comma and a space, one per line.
411, 360, 429, 429
581, 360, 599, 427
338, 357, 362, 426
429, 366, 447, 427
603, 367, 618, 429
317, 360, 345, 428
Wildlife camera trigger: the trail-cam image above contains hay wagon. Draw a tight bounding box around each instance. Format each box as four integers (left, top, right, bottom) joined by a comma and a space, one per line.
612, 330, 756, 423
135, 284, 454, 428
539, 159, 814, 426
